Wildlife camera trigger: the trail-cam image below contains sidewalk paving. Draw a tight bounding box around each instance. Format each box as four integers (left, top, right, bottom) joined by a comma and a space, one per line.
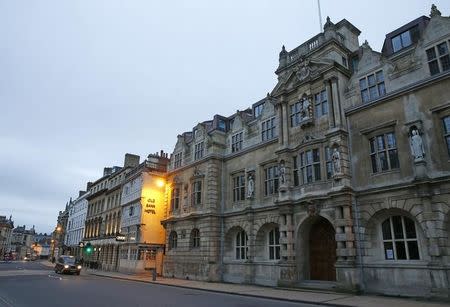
84, 269, 448, 307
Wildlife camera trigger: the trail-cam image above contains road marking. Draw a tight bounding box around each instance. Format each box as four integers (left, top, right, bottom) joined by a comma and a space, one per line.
48, 274, 62, 280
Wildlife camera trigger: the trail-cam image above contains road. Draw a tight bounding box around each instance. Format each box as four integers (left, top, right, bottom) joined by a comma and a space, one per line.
0, 261, 318, 307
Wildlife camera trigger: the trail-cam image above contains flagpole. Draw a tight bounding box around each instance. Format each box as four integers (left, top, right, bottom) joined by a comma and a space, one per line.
317, 0, 323, 32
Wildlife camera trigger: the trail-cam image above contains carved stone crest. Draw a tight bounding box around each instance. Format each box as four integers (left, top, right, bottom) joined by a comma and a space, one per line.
296, 60, 311, 81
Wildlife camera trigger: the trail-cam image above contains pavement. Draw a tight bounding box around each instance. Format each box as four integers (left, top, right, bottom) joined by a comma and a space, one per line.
39, 261, 445, 307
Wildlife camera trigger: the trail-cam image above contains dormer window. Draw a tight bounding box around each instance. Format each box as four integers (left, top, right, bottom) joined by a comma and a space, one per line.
359, 71, 386, 103
174, 152, 182, 168
391, 30, 412, 53
231, 132, 243, 153
426, 41, 450, 76
254, 104, 264, 117
194, 142, 204, 160
218, 119, 226, 131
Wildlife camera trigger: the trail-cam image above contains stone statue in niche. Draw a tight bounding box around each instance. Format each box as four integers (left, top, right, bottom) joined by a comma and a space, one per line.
332, 147, 341, 174
300, 97, 311, 120
410, 129, 425, 161
279, 160, 286, 184
246, 174, 255, 199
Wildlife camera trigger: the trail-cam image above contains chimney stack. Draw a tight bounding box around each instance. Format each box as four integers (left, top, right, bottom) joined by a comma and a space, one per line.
124, 153, 140, 168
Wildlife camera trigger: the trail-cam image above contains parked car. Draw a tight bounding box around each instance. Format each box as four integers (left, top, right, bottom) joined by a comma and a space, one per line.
54, 256, 82, 275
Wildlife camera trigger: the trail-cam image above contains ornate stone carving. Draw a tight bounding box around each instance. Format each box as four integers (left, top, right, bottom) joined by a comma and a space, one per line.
296, 60, 311, 82
430, 4, 441, 17
307, 202, 317, 216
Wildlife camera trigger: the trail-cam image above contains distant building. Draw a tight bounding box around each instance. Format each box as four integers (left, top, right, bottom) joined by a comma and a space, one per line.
51, 205, 69, 259
0, 215, 14, 257
65, 189, 90, 258
32, 233, 52, 259
11, 225, 35, 259
118, 151, 169, 274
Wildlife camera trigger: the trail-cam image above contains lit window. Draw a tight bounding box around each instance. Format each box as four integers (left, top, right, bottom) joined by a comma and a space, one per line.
369, 132, 399, 173
300, 149, 321, 184
314, 90, 328, 117
427, 41, 450, 76
231, 132, 243, 153
191, 181, 202, 206
262, 117, 276, 141
264, 166, 279, 196
360, 71, 386, 103
174, 152, 182, 168
268, 228, 280, 260
169, 231, 178, 250
232, 174, 245, 202
391, 30, 412, 53
382, 216, 419, 260
194, 142, 204, 160
443, 116, 450, 157
235, 230, 248, 260
190, 229, 200, 248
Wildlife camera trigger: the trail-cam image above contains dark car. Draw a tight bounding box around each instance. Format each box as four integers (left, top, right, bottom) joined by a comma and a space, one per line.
54, 256, 81, 275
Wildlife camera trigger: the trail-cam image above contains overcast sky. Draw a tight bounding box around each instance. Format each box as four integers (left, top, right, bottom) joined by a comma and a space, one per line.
1, 0, 449, 234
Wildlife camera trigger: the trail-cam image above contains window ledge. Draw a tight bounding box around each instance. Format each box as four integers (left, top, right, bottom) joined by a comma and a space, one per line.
363, 260, 430, 268
370, 169, 400, 177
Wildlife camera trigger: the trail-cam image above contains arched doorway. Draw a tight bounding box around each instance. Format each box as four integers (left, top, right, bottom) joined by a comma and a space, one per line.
309, 218, 336, 281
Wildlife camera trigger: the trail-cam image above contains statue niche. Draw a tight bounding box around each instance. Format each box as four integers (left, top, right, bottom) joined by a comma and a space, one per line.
294, 95, 314, 128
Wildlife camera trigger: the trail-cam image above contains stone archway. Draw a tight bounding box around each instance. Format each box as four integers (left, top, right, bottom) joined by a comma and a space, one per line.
309, 218, 336, 281
296, 215, 336, 282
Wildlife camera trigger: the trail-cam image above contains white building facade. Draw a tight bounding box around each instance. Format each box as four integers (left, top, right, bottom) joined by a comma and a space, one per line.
65, 191, 89, 257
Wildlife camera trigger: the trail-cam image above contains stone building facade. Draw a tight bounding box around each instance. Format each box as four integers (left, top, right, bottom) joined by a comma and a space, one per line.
345, 7, 450, 297
162, 6, 450, 298
83, 153, 140, 270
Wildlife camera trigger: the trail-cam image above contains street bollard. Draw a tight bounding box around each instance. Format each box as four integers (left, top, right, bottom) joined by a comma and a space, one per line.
152, 268, 156, 281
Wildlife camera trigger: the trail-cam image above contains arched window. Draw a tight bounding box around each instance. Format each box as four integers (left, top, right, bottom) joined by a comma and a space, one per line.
190, 229, 200, 248
268, 228, 280, 260
235, 230, 248, 260
169, 231, 178, 250
381, 216, 419, 260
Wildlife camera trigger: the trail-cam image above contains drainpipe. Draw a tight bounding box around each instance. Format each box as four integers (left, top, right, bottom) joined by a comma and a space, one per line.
219, 158, 225, 281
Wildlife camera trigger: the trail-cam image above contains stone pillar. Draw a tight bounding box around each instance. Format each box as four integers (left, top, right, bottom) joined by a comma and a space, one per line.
335, 206, 345, 262
330, 77, 342, 128
276, 102, 284, 146
324, 79, 335, 128
280, 97, 289, 147
279, 207, 295, 261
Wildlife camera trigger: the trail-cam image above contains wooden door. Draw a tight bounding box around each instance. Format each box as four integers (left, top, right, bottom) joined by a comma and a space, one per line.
309, 219, 336, 281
